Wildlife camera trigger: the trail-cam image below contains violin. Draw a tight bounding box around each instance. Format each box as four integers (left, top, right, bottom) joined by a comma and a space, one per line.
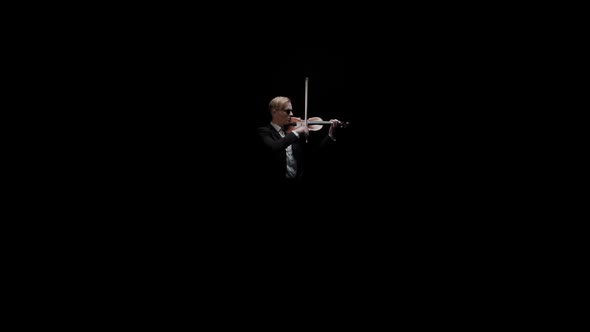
285, 116, 350, 133
284, 77, 350, 134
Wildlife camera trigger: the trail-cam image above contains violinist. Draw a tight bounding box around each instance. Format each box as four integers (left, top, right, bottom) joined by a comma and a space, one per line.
255, 96, 342, 185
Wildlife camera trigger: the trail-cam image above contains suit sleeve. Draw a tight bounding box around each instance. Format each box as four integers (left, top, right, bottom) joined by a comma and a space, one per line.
256, 127, 300, 153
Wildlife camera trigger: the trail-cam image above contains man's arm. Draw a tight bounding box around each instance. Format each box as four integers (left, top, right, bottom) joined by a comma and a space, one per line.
256, 127, 300, 153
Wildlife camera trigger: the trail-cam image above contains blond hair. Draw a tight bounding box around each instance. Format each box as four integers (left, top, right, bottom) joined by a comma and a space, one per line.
268, 96, 291, 114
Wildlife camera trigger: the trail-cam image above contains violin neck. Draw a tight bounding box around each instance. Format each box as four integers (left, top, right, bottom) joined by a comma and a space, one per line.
286, 120, 349, 127
286, 121, 330, 126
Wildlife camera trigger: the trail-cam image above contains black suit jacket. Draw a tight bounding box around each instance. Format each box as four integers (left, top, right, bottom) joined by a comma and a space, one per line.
255, 123, 335, 184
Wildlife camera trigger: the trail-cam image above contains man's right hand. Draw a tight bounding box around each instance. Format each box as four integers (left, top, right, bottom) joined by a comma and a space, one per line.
294, 125, 309, 139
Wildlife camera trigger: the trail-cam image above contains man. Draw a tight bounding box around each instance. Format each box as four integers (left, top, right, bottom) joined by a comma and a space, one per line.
255, 96, 341, 185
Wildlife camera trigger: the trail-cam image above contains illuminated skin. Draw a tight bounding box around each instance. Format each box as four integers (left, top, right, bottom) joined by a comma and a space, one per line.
271, 102, 309, 137
271, 102, 293, 127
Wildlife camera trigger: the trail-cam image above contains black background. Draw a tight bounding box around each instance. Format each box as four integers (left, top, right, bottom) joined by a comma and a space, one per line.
21, 9, 553, 307
76, 42, 513, 215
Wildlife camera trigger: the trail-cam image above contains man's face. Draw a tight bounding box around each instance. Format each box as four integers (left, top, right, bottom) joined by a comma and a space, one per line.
273, 102, 293, 126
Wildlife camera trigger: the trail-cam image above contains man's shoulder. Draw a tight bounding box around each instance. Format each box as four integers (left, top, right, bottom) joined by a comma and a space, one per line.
256, 123, 274, 133
257, 123, 272, 129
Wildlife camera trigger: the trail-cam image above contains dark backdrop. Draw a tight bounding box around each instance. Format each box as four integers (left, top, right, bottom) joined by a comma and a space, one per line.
83, 43, 514, 216
44, 10, 540, 302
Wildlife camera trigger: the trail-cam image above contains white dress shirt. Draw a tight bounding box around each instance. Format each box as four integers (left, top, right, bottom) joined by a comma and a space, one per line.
271, 122, 298, 179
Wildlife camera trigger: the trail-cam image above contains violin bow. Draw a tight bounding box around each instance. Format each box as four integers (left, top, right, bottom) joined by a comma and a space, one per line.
304, 76, 309, 143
